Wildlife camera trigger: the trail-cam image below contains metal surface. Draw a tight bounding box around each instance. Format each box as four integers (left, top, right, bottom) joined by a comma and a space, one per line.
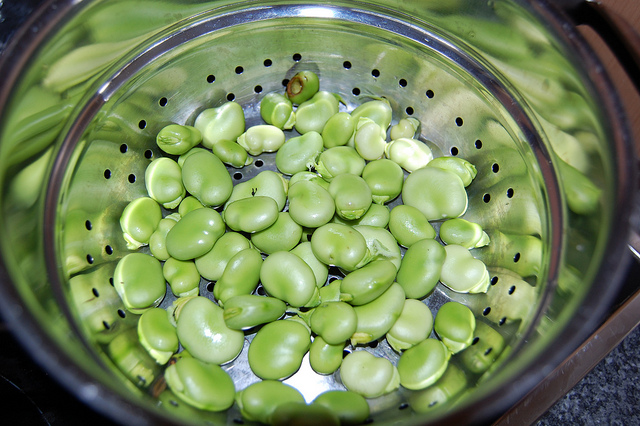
0, 0, 636, 425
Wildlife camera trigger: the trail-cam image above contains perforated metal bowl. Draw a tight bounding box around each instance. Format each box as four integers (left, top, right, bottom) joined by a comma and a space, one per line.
0, 0, 635, 424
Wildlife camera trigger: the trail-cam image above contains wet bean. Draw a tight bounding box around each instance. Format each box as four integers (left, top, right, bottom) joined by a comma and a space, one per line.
439, 218, 490, 249
440, 244, 491, 294
328, 174, 372, 221
120, 196, 162, 249
350, 99, 393, 131
434, 301, 476, 354
145, 157, 185, 209
353, 118, 387, 161
340, 259, 397, 305
252, 212, 303, 254
148, 214, 180, 261
427, 156, 477, 187
194, 101, 245, 149
287, 180, 335, 228
309, 336, 344, 375
389, 117, 420, 140
314, 146, 366, 181
247, 319, 311, 380
340, 350, 400, 398
224, 196, 280, 233
194, 231, 251, 281
213, 248, 263, 305
310, 301, 357, 344
397, 338, 450, 390
137, 307, 178, 365
225, 170, 288, 211
163, 257, 200, 298
113, 253, 166, 314
310, 223, 369, 272
362, 159, 404, 205
332, 203, 390, 228
350, 282, 405, 345
395, 238, 446, 299
260, 251, 318, 307
237, 124, 286, 156
294, 91, 340, 134
260, 92, 296, 130
181, 149, 233, 207
156, 123, 202, 155
211, 139, 251, 168
386, 299, 433, 352
388, 204, 436, 247
286, 70, 320, 105
275, 131, 324, 175
312, 390, 370, 425
166, 207, 225, 260
178, 196, 204, 217
322, 111, 356, 148
402, 166, 468, 220
175, 296, 245, 365
385, 137, 434, 172
290, 241, 329, 288
236, 380, 305, 424
223, 295, 286, 330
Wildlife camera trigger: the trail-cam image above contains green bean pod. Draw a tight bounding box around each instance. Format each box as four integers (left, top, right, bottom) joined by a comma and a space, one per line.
310, 223, 369, 272
290, 241, 329, 288
386, 299, 434, 352
310, 301, 358, 344
175, 296, 245, 365
251, 212, 303, 254
163, 257, 200, 298
395, 238, 446, 299
260, 92, 296, 130
113, 253, 166, 314
194, 232, 251, 281
120, 197, 162, 249
322, 111, 356, 148
385, 137, 434, 172
237, 124, 286, 155
350, 99, 393, 131
328, 174, 372, 221
362, 159, 404, 204
166, 207, 225, 260
224, 196, 280, 233
350, 282, 406, 345
223, 295, 287, 330
156, 123, 202, 155
440, 244, 491, 294
402, 166, 468, 220
148, 214, 180, 261
353, 118, 387, 161
211, 139, 252, 168
213, 248, 263, 305
275, 131, 324, 175
434, 302, 476, 354
286, 70, 320, 105
247, 319, 311, 380
388, 204, 436, 247
164, 357, 236, 411
314, 146, 366, 181
144, 157, 185, 209
225, 170, 288, 211
294, 91, 340, 134
439, 218, 490, 249
260, 251, 318, 307
309, 336, 345, 375
194, 101, 245, 149
389, 117, 420, 140
340, 350, 400, 398
236, 380, 305, 424
137, 307, 179, 365
312, 390, 370, 425
287, 180, 335, 228
181, 149, 233, 207
340, 259, 397, 305
397, 338, 450, 390
427, 156, 478, 187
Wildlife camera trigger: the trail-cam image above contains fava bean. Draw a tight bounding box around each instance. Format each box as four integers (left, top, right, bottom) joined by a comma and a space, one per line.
322, 111, 356, 148
181, 149, 233, 207
290, 241, 329, 288
309, 336, 344, 375
166, 207, 225, 260
457, 321, 506, 374
148, 214, 180, 261
145, 157, 185, 209
439, 218, 490, 249
332, 203, 390, 228
275, 131, 324, 175
224, 196, 279, 233
427, 156, 477, 187
251, 212, 303, 254
288, 170, 327, 189
434, 302, 476, 354
402, 166, 468, 220
351, 282, 405, 345
362, 159, 404, 205
310, 301, 357, 344
236, 380, 305, 424
260, 92, 296, 130
248, 319, 311, 380
397, 338, 450, 390
211, 139, 252, 168
175, 296, 245, 365
340, 259, 397, 305
340, 350, 400, 398
353, 225, 402, 270
312, 390, 370, 425
223, 295, 286, 330
163, 257, 200, 298
440, 244, 491, 294
194, 232, 251, 281
270, 401, 340, 426
408, 364, 467, 414
260, 251, 318, 307
237, 124, 286, 156
396, 238, 445, 299
164, 357, 236, 411
294, 91, 340, 134
314, 146, 365, 181
137, 307, 179, 364
286, 70, 320, 105
385, 137, 434, 172
120, 196, 162, 249
350, 99, 392, 131
194, 101, 245, 149
287, 180, 335, 228
353, 118, 387, 161
389, 117, 420, 140
310, 223, 369, 272
328, 174, 372, 221
386, 299, 433, 352
226, 170, 288, 211
178, 196, 204, 217
213, 248, 263, 305
388, 204, 436, 247
113, 253, 166, 314
156, 123, 202, 155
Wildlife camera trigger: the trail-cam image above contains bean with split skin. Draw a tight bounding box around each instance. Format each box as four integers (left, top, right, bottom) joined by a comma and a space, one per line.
194, 101, 245, 149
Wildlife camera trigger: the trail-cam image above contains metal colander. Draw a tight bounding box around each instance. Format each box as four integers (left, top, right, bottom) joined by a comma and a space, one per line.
0, 0, 635, 425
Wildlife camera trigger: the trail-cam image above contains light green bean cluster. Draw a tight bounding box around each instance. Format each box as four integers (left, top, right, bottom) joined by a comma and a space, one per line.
115, 70, 494, 421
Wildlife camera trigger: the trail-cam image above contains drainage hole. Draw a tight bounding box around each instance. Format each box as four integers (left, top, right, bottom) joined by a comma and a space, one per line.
144, 149, 154, 159
492, 163, 500, 173
109, 277, 114, 286
455, 117, 464, 127
499, 317, 507, 326
226, 93, 235, 101
398, 403, 410, 410
104, 169, 111, 179
92, 288, 100, 297
103, 321, 111, 330
483, 193, 491, 203
399, 78, 408, 87
117, 309, 126, 318
450, 146, 459, 156
484, 347, 493, 356
105, 245, 113, 255
490, 276, 499, 286
352, 87, 361, 96
85, 220, 92, 230
263, 59, 272, 67
158, 97, 168, 107
508, 285, 516, 295
482, 307, 491, 316
513, 252, 521, 263
475, 139, 483, 149
233, 172, 243, 180
292, 53, 302, 61
233, 419, 245, 425
235, 66, 244, 74
87, 254, 94, 264
506, 188, 514, 198
120, 143, 128, 153
255, 159, 264, 167
371, 68, 380, 78
343, 60, 352, 69
254, 85, 263, 93
138, 120, 146, 129
257, 287, 267, 296
367, 340, 379, 349
128, 174, 136, 183
342, 349, 352, 358
405, 106, 414, 115
426, 89, 435, 98
206, 74, 215, 83
206, 282, 214, 293
472, 337, 480, 345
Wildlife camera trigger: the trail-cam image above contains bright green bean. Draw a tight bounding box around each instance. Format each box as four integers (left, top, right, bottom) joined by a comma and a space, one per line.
328, 174, 372, 221
350, 99, 392, 131
402, 166, 468, 220
388, 204, 436, 247
350, 282, 405, 345
310, 301, 358, 344
385, 137, 434, 172
137, 307, 179, 365
251, 212, 303, 254
314, 146, 365, 181
165, 207, 225, 260
113, 253, 166, 314
395, 238, 446, 299
237, 124, 286, 155
340, 350, 400, 398
434, 301, 476, 354
260, 92, 296, 130
310, 223, 369, 272
309, 336, 344, 375
181, 149, 233, 207
340, 259, 397, 305
120, 196, 162, 249
353, 118, 387, 161
163, 257, 200, 298
322, 111, 356, 148
275, 131, 324, 175
290, 241, 329, 288
224, 196, 280, 233
270, 401, 340, 426
260, 251, 319, 307
362, 159, 404, 204
223, 295, 286, 330
332, 203, 390, 228
353, 225, 402, 270
148, 214, 180, 261
440, 244, 491, 293
397, 338, 450, 390
386, 299, 433, 352
194, 231, 251, 281
156, 123, 202, 155
286, 70, 320, 105
389, 117, 420, 140
287, 180, 335, 228
439, 218, 490, 249
225, 170, 288, 211
312, 390, 370, 425
427, 156, 477, 187
236, 380, 305, 424
194, 101, 245, 149
211, 139, 252, 168
295, 91, 340, 134
178, 196, 204, 217
213, 248, 263, 305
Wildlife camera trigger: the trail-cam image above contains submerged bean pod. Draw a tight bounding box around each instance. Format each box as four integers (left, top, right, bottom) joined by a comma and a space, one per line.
237, 124, 286, 155
194, 101, 245, 149
312, 391, 370, 426
145, 157, 185, 209
270, 401, 340, 426
113, 253, 166, 314
120, 197, 162, 249
340, 350, 400, 398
